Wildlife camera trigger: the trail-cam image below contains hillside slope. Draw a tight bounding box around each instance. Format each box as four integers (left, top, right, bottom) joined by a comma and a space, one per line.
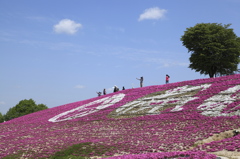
1, 74, 240, 159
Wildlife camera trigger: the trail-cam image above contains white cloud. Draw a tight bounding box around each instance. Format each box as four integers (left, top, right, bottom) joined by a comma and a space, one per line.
138, 7, 167, 21
75, 85, 85, 89
53, 19, 82, 35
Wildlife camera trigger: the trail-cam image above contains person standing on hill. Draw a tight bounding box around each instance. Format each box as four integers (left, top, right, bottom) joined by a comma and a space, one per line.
166, 74, 170, 84
113, 85, 119, 92
136, 76, 144, 87
103, 88, 106, 95
96, 91, 102, 97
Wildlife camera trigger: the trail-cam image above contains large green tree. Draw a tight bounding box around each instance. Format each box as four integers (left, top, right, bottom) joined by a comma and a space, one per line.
4, 99, 48, 121
181, 23, 240, 78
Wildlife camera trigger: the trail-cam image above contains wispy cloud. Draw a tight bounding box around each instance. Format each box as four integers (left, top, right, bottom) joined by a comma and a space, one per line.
0, 101, 5, 105
145, 58, 189, 68
142, 60, 187, 69
26, 16, 48, 22
75, 85, 85, 89
108, 47, 188, 68
49, 42, 79, 51
53, 19, 82, 35
138, 7, 167, 21
106, 26, 125, 33
107, 87, 114, 93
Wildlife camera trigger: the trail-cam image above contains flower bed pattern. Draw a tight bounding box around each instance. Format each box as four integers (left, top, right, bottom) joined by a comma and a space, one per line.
106, 150, 217, 159
0, 74, 240, 158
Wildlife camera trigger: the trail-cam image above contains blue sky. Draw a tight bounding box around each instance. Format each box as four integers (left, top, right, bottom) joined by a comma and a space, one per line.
1, 0, 240, 114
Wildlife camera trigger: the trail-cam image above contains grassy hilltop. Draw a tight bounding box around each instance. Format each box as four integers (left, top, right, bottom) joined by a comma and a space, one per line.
1, 74, 240, 159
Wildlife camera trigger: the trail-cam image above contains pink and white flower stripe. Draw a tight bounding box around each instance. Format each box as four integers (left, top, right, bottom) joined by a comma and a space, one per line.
0, 74, 240, 158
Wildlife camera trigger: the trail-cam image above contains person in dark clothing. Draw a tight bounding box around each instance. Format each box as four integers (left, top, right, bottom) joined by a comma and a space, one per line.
113, 85, 119, 92
96, 91, 102, 97
122, 86, 125, 90
103, 89, 106, 95
166, 74, 170, 84
136, 76, 143, 87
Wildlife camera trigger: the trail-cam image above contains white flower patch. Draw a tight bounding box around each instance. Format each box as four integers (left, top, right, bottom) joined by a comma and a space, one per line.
115, 84, 211, 116
49, 93, 125, 122
198, 85, 240, 117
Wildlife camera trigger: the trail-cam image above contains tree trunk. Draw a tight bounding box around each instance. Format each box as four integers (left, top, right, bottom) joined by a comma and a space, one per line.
208, 70, 215, 78
209, 66, 217, 78
209, 73, 214, 78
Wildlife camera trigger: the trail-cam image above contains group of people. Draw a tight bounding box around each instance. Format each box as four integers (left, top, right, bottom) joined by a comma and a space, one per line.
96, 86, 125, 97
113, 85, 125, 92
96, 89, 106, 97
96, 74, 170, 97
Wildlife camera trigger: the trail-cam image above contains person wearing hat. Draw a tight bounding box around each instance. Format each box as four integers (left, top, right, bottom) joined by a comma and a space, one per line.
113, 85, 119, 92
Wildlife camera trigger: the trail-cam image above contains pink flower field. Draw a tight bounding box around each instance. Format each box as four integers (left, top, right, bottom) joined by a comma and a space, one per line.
1, 74, 240, 159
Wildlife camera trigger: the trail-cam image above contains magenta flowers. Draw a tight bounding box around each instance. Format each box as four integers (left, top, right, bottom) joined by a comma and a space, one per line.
0, 74, 240, 158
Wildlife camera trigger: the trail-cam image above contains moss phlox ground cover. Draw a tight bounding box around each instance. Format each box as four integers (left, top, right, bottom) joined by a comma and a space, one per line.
0, 74, 240, 158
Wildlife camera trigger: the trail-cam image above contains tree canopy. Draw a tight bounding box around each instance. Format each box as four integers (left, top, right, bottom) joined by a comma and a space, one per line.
181, 23, 240, 78
4, 99, 48, 121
